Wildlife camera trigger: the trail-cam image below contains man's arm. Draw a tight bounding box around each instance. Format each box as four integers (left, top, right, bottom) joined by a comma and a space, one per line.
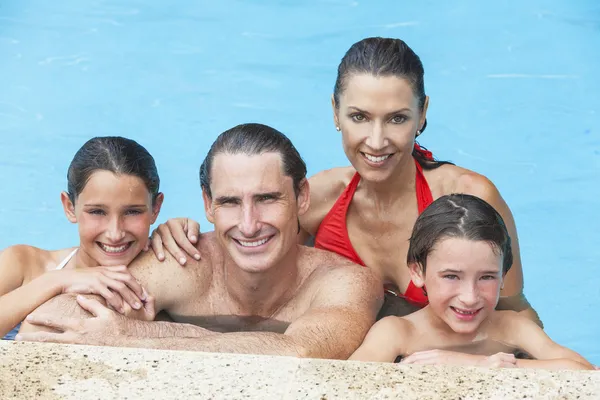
22, 263, 382, 359
105, 263, 382, 359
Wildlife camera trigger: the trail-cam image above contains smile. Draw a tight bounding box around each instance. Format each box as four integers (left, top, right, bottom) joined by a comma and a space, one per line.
97, 242, 133, 254
234, 236, 272, 248
361, 152, 393, 163
450, 306, 482, 320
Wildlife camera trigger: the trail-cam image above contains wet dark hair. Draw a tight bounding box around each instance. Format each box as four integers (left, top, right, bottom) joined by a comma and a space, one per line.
199, 123, 307, 198
67, 136, 160, 205
333, 37, 451, 169
407, 194, 513, 275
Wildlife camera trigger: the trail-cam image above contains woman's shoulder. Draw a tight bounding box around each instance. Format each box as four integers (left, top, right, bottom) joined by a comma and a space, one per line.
427, 164, 500, 200
302, 166, 356, 235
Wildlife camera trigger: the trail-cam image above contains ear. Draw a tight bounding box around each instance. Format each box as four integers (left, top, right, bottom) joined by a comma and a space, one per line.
331, 94, 340, 129
150, 193, 164, 224
61, 191, 77, 223
420, 96, 430, 130
202, 188, 215, 224
296, 178, 310, 216
408, 262, 426, 288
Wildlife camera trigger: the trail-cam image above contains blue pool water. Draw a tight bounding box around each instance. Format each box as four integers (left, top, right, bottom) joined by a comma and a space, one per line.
1, 1, 599, 363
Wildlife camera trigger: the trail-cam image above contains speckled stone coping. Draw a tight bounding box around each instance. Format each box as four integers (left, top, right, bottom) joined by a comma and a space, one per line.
1, 341, 598, 399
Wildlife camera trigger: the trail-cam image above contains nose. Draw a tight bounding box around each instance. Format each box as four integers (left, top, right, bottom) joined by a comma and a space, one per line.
457, 282, 479, 307
365, 121, 388, 151
238, 202, 261, 238
105, 216, 126, 242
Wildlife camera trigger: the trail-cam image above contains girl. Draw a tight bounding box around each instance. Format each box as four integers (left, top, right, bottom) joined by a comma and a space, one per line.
0, 136, 163, 339
349, 194, 592, 370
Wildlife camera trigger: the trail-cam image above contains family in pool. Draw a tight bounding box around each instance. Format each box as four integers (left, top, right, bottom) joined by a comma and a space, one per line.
0, 37, 593, 370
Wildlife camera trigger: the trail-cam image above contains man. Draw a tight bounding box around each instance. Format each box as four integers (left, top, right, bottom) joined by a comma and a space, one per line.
18, 123, 383, 359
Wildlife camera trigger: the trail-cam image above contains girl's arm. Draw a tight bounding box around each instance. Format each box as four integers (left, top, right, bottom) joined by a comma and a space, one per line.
0, 246, 63, 337
349, 316, 408, 362
504, 312, 593, 370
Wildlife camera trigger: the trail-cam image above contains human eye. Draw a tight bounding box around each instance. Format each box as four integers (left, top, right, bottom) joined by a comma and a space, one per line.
443, 274, 458, 280
390, 115, 407, 124
481, 275, 497, 281
257, 194, 277, 203
125, 209, 144, 216
87, 209, 106, 216
350, 113, 367, 122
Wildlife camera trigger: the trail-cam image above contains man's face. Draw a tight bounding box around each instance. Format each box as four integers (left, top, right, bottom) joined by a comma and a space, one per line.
203, 152, 309, 273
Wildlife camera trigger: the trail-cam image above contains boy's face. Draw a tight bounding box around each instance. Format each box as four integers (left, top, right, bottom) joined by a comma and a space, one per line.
410, 237, 504, 334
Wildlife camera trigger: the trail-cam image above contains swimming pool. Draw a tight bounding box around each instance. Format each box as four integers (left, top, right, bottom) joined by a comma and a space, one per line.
1, 0, 598, 363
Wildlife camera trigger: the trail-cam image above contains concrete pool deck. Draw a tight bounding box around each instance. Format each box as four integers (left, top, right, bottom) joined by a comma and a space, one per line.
1, 341, 598, 399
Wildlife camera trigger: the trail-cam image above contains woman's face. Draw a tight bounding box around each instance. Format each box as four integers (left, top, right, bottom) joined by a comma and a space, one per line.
333, 73, 427, 183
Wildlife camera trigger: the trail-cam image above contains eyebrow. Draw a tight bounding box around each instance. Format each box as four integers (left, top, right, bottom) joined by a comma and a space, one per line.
83, 204, 148, 208
214, 196, 239, 205
439, 269, 463, 274
347, 106, 412, 116
255, 192, 283, 199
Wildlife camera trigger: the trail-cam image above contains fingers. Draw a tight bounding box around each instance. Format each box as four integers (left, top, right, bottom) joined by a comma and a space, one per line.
165, 219, 200, 264
76, 295, 113, 318
142, 292, 156, 320
150, 228, 166, 261
15, 331, 71, 344
186, 219, 201, 244
24, 313, 72, 331
102, 271, 144, 308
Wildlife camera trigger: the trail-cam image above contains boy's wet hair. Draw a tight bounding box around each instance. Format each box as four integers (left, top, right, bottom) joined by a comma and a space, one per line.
407, 194, 513, 274
67, 136, 160, 204
199, 123, 307, 198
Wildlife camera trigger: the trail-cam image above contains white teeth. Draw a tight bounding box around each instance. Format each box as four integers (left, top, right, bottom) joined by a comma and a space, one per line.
364, 153, 391, 163
238, 238, 269, 247
453, 308, 477, 315
99, 243, 130, 253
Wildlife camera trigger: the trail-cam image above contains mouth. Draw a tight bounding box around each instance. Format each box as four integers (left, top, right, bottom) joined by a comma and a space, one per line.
96, 241, 134, 255
233, 236, 273, 249
450, 306, 482, 321
361, 152, 394, 165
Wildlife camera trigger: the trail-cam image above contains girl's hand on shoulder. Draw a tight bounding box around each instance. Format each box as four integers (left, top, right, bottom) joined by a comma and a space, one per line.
54, 265, 145, 314
146, 217, 201, 265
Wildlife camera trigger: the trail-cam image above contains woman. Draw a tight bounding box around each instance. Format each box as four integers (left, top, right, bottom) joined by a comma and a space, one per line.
0, 136, 163, 339
149, 37, 540, 324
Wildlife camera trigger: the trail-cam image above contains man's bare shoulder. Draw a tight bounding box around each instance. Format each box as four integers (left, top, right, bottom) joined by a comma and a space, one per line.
299, 246, 382, 301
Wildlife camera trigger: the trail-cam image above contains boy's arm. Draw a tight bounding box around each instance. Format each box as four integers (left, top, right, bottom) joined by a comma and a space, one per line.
504, 312, 594, 370
349, 316, 409, 363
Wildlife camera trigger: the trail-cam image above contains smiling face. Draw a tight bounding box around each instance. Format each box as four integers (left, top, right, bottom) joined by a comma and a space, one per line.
61, 170, 162, 267
409, 237, 504, 335
333, 73, 428, 183
203, 152, 309, 274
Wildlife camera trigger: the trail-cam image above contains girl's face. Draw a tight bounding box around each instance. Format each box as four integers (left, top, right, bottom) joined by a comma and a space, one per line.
332, 73, 428, 183
410, 237, 504, 334
62, 170, 163, 267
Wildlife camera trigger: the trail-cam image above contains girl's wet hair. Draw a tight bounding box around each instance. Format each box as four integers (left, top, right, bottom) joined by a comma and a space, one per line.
67, 136, 160, 204
333, 37, 451, 169
407, 194, 513, 274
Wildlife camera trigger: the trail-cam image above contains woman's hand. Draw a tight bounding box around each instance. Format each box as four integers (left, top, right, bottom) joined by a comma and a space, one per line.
146, 217, 201, 265
54, 266, 145, 314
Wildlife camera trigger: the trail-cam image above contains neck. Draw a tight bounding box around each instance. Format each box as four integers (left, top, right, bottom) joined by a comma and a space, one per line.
359, 154, 417, 206
74, 248, 96, 269
223, 245, 301, 317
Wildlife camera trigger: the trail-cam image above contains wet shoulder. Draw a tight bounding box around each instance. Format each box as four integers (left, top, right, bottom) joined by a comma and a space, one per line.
423, 163, 498, 200
0, 244, 56, 279
298, 246, 381, 295
302, 166, 356, 235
